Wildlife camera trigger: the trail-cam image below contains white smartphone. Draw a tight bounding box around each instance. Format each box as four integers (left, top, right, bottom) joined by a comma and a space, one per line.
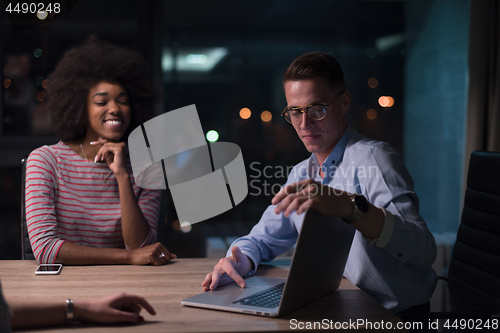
35, 264, 63, 275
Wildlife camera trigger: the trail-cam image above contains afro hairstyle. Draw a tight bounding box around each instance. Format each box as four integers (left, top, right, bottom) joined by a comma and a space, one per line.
45, 35, 158, 142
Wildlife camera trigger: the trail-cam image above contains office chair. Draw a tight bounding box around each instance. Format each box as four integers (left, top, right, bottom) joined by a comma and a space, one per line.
446, 150, 500, 315
401, 151, 500, 326
21, 158, 35, 260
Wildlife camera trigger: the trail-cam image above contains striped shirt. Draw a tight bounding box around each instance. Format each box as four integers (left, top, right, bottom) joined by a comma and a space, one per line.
25, 141, 161, 264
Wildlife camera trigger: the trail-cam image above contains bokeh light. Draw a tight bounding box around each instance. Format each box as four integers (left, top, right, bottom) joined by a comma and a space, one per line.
206, 130, 219, 142
368, 77, 378, 88
366, 48, 377, 59
260, 111, 272, 122
378, 96, 389, 107
34, 48, 42, 58
239, 107, 251, 119
42, 79, 48, 89
4, 79, 11, 88
172, 220, 180, 231
37, 92, 46, 102
366, 109, 377, 120
378, 96, 395, 107
179, 221, 192, 233
37, 11, 48, 20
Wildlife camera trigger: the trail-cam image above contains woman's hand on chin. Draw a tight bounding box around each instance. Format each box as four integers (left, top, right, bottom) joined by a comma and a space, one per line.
91, 137, 128, 176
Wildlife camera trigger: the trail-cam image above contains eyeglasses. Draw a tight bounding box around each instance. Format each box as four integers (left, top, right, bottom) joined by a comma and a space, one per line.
281, 91, 344, 125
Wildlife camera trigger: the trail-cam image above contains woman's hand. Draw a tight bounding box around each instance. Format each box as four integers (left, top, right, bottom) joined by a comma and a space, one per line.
90, 137, 128, 176
127, 242, 177, 266
75, 292, 156, 324
7, 292, 156, 328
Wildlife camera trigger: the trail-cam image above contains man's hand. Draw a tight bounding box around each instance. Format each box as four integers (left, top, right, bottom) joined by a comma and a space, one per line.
271, 179, 352, 218
202, 247, 253, 292
273, 180, 385, 239
75, 292, 156, 324
127, 242, 176, 266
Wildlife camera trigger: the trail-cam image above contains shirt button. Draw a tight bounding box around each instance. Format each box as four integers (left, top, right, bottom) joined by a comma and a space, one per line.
398, 253, 402, 257
332, 160, 335, 164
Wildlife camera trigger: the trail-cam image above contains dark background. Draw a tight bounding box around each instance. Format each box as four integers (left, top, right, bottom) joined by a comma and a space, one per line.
1, 0, 462, 259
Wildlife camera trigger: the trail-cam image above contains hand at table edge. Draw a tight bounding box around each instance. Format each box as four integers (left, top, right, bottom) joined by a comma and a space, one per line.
75, 292, 156, 324
7, 292, 156, 329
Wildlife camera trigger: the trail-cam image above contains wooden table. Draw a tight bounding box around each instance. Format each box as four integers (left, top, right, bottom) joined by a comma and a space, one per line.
0, 259, 407, 332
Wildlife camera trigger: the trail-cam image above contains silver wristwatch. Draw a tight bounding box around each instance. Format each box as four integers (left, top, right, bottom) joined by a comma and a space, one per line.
342, 194, 369, 224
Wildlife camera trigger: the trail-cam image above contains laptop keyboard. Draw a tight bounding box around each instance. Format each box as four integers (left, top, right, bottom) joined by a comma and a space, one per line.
233, 282, 285, 308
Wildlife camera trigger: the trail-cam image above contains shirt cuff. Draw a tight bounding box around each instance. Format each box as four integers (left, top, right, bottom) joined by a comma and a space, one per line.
364, 208, 395, 248
239, 249, 259, 276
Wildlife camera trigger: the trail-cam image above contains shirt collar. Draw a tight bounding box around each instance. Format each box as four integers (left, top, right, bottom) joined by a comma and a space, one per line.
307, 125, 355, 182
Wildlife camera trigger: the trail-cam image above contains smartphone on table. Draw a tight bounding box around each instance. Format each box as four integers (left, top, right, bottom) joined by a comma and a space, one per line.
35, 264, 63, 275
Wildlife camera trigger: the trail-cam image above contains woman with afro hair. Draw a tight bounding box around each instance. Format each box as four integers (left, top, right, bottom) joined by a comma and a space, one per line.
25, 36, 175, 265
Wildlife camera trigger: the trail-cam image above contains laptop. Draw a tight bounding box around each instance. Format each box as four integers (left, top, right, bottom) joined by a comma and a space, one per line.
181, 208, 355, 317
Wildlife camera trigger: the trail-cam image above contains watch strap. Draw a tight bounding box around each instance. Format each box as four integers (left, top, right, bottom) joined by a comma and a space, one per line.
365, 208, 395, 248
342, 194, 367, 224
66, 299, 74, 324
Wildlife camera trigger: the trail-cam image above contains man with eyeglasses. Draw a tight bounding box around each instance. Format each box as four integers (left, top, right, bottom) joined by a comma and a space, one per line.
202, 52, 437, 316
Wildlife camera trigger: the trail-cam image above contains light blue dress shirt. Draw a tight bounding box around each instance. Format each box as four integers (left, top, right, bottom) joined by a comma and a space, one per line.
230, 126, 438, 313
